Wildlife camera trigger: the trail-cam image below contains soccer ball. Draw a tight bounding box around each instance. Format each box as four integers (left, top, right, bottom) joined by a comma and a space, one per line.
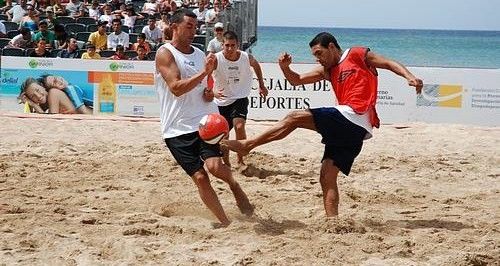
199, 113, 229, 144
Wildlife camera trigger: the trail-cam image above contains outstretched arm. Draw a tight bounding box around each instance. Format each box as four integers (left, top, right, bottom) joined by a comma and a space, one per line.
155, 47, 216, 97
278, 52, 325, 86
249, 54, 268, 98
366, 51, 423, 93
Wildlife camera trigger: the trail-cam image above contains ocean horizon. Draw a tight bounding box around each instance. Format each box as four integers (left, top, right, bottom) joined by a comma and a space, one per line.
250, 26, 500, 69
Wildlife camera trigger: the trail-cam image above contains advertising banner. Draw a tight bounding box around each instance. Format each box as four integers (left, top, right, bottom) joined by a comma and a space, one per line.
0, 56, 156, 116
1, 57, 498, 126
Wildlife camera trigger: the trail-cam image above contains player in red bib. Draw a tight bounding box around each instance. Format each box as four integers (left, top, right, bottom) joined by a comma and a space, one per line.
225, 32, 423, 217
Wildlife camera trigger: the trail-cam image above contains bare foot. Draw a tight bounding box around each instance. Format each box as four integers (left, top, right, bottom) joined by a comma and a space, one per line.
221, 139, 251, 155
211, 221, 231, 229
237, 201, 255, 216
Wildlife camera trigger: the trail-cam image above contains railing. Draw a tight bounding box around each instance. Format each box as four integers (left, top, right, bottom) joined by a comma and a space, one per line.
204, 0, 258, 51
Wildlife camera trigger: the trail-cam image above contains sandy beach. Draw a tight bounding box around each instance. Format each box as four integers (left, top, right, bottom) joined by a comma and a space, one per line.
0, 114, 498, 265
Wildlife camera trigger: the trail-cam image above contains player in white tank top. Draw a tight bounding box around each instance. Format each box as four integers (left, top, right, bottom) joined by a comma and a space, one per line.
211, 30, 268, 166
154, 10, 253, 227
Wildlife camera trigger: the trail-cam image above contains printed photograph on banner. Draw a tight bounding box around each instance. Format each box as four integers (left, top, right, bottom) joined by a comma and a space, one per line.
1, 57, 156, 116
417, 84, 463, 108
1, 69, 95, 114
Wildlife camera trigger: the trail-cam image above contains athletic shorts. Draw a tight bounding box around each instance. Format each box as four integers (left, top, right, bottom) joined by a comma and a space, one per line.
217, 97, 249, 130
310, 107, 368, 176
164, 131, 223, 176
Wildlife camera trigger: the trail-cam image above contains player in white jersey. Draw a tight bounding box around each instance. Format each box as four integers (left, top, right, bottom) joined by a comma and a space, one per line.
212, 30, 268, 166
155, 10, 253, 227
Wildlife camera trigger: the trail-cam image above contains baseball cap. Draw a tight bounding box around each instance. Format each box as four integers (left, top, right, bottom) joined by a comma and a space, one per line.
214, 22, 223, 29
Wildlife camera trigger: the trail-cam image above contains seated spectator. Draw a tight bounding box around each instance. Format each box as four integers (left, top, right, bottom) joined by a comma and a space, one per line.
131, 33, 151, 53
157, 11, 171, 32
207, 22, 224, 53
99, 4, 114, 27
19, 4, 39, 31
53, 24, 69, 49
107, 18, 129, 50
108, 0, 121, 12
132, 44, 148, 60
7, 0, 28, 24
7, 27, 35, 48
44, 6, 58, 31
29, 38, 51, 57
32, 20, 56, 48
81, 43, 101, 59
142, 17, 162, 45
88, 20, 108, 51
88, 0, 101, 20
205, 0, 221, 24
141, 0, 157, 15
57, 37, 80, 58
65, 0, 86, 18
193, 0, 208, 25
108, 44, 128, 60
0, 21, 6, 38
122, 6, 144, 31
51, 0, 67, 16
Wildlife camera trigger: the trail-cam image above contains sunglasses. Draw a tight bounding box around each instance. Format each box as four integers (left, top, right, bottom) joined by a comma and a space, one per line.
215, 28, 223, 32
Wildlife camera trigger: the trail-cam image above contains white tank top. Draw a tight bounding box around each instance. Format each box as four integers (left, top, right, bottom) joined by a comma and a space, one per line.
212, 51, 253, 106
155, 43, 218, 138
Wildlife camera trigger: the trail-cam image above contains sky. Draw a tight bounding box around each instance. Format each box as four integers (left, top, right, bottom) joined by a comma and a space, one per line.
258, 0, 500, 31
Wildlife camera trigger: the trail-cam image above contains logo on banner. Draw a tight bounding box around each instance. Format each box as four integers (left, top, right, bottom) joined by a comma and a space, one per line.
109, 62, 134, 71
417, 84, 463, 108
28, 59, 54, 69
1, 71, 19, 84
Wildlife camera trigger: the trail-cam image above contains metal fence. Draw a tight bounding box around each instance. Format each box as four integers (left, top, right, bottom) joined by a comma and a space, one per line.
205, 0, 258, 51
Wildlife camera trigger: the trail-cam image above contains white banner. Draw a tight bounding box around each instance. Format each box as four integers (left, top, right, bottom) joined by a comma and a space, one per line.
1, 57, 499, 126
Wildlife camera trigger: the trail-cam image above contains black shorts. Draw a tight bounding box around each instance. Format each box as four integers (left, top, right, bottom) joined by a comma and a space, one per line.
310, 107, 368, 176
217, 97, 249, 130
164, 132, 223, 176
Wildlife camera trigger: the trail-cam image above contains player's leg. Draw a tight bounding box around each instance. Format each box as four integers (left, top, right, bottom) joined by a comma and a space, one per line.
165, 133, 231, 225
205, 156, 254, 215
232, 117, 246, 165
218, 105, 233, 167
225, 109, 317, 155
319, 159, 340, 216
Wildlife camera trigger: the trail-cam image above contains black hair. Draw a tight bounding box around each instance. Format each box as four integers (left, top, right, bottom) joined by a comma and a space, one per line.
20, 27, 31, 35
222, 30, 238, 42
139, 32, 146, 39
170, 9, 196, 24
309, 32, 340, 50
112, 18, 122, 25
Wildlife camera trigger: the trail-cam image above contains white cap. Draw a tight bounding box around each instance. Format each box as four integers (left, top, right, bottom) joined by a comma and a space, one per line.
214, 22, 224, 29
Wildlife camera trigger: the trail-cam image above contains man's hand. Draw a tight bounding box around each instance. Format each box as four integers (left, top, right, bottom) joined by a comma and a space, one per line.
259, 86, 268, 100
278, 52, 292, 68
203, 87, 214, 102
408, 77, 423, 94
204, 53, 216, 75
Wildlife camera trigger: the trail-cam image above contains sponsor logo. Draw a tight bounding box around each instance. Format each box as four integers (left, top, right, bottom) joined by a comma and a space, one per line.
109, 62, 135, 71
184, 60, 195, 67
417, 84, 463, 108
28, 59, 54, 69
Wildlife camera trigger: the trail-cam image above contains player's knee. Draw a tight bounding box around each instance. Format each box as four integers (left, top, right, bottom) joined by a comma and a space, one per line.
233, 121, 245, 131
205, 157, 224, 173
192, 171, 210, 186
284, 110, 305, 125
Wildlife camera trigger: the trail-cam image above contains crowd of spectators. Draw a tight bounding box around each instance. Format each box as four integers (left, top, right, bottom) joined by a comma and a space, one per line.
0, 0, 233, 60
